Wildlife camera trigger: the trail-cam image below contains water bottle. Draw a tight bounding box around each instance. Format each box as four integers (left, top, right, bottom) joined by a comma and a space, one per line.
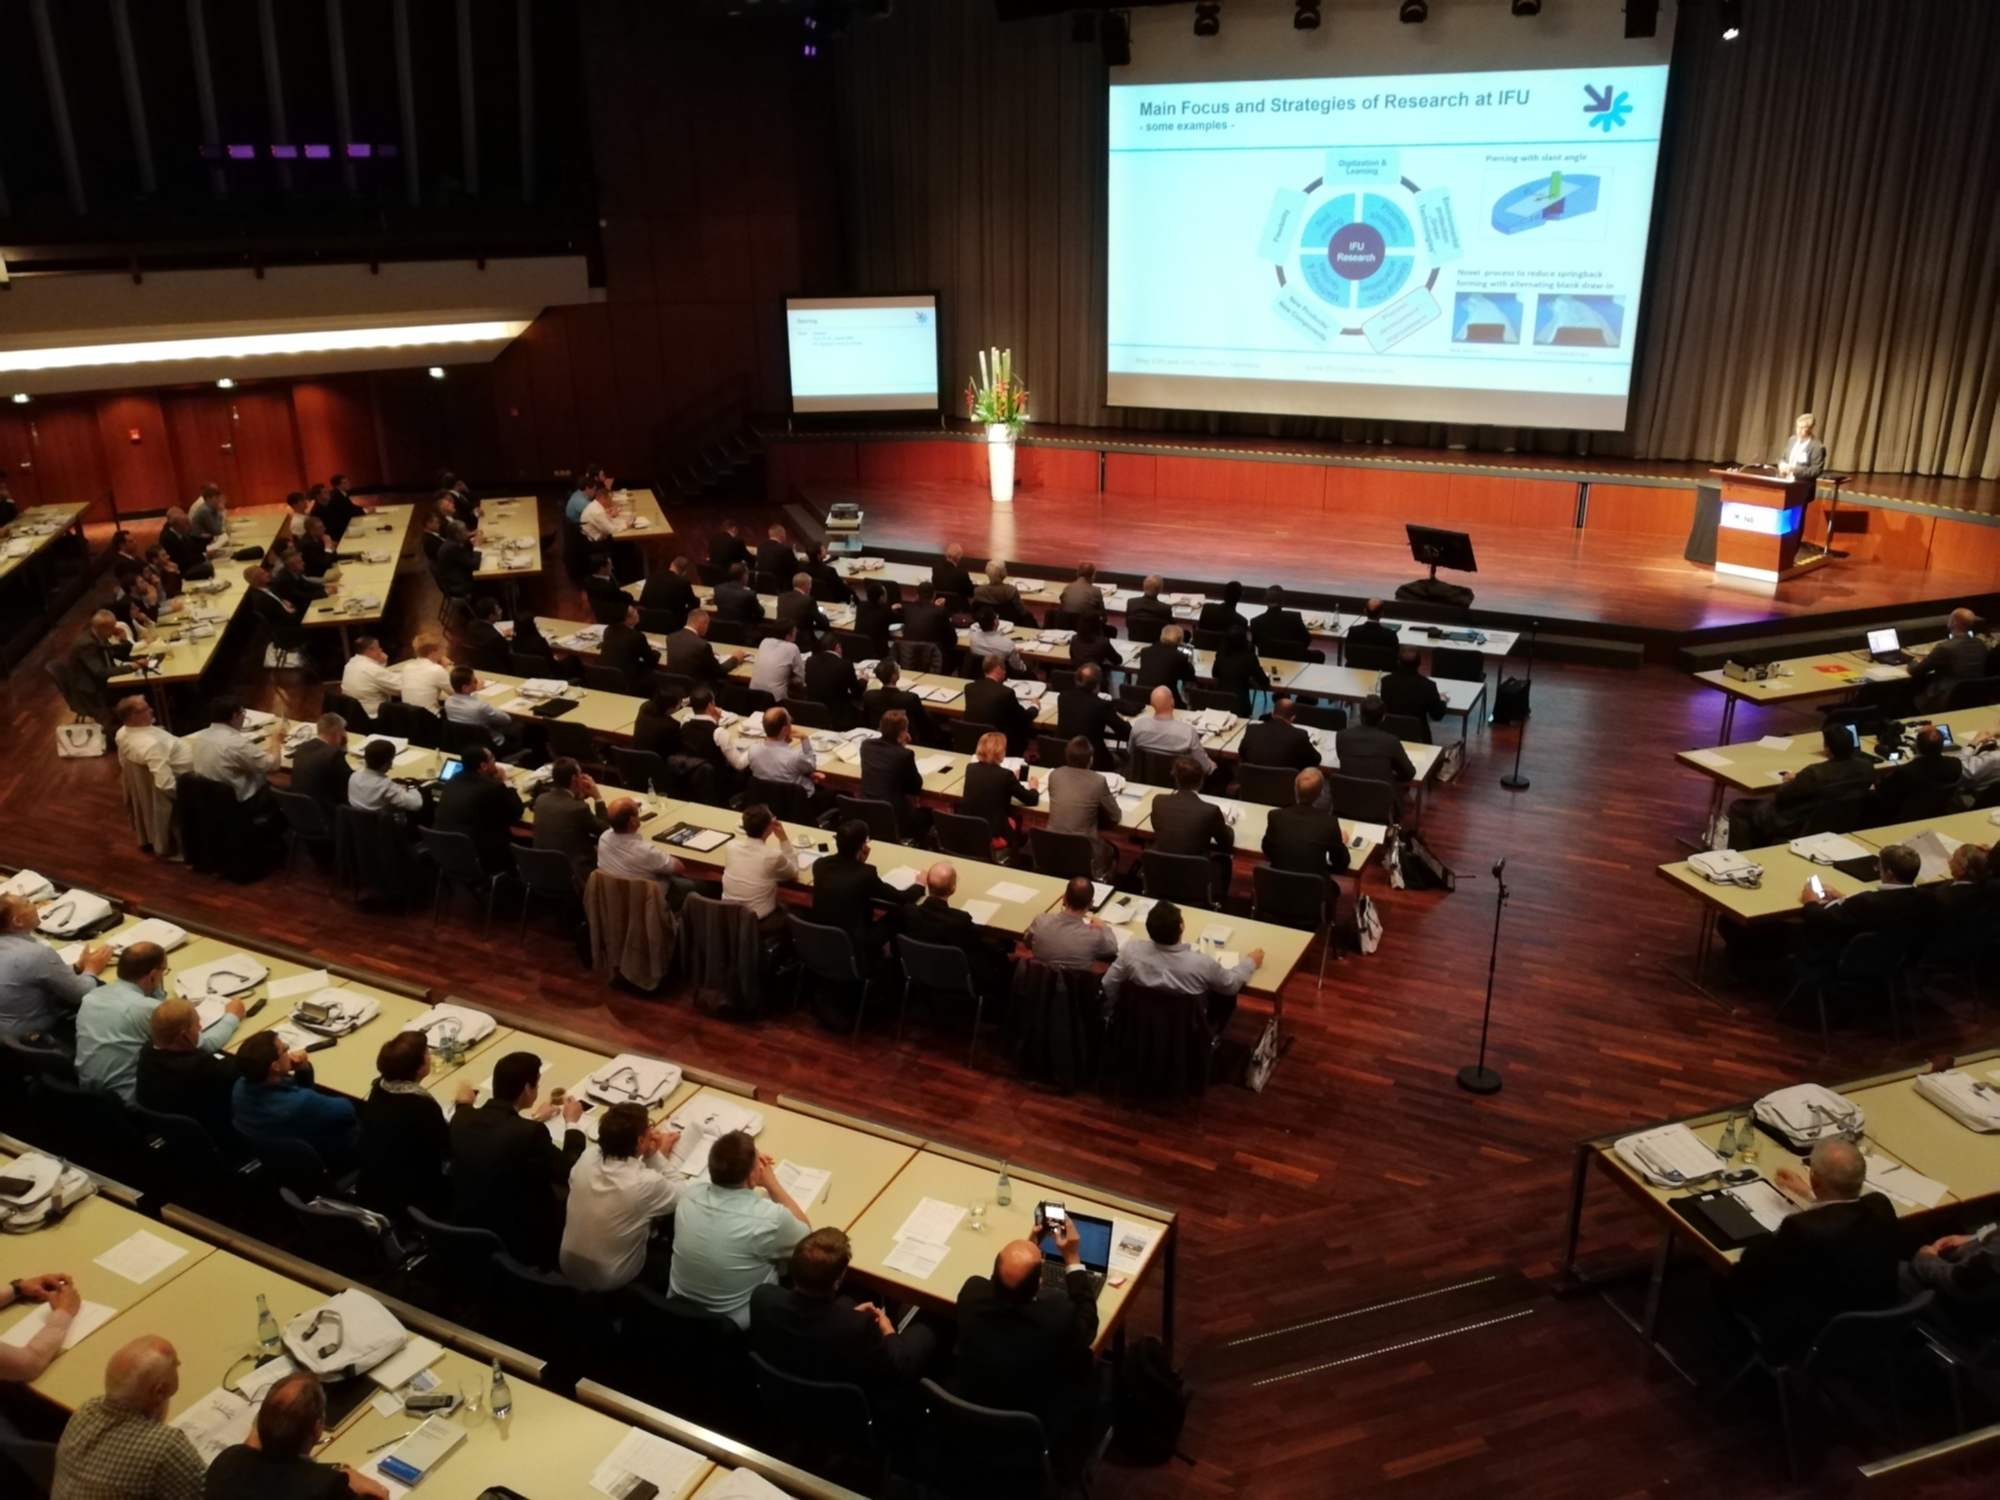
1718, 1118, 1737, 1158
489, 1358, 513, 1422
255, 1294, 281, 1354
995, 1163, 1012, 1209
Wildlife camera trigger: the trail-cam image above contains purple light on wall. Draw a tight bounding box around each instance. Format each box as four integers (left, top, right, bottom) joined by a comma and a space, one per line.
346, 144, 373, 159
227, 144, 255, 160
270, 144, 298, 159
304, 144, 331, 160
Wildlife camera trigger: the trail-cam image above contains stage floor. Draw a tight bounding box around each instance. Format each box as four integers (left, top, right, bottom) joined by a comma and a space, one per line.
800, 478, 1996, 640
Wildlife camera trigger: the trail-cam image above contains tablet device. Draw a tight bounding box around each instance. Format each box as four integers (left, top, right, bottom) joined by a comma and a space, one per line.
435, 756, 469, 782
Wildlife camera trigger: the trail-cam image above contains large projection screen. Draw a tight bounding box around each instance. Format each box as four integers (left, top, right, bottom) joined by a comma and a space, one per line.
786, 295, 940, 413
1107, 2, 1675, 429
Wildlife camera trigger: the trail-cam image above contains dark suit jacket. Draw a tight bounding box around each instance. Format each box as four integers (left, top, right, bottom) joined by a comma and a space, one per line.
1241, 718, 1319, 774
135, 1046, 239, 1148
271, 568, 329, 610
357, 1083, 450, 1219
1802, 883, 1932, 946
853, 601, 899, 645
861, 686, 939, 746
421, 530, 445, 563
297, 533, 338, 580
665, 629, 732, 684
1134, 643, 1197, 706
1251, 608, 1313, 656
681, 716, 738, 776
809, 853, 917, 941
1346, 620, 1401, 655
1335, 724, 1416, 783
585, 574, 630, 625
1726, 1194, 1897, 1357
805, 651, 862, 718
532, 788, 610, 880
435, 773, 525, 873
1056, 689, 1131, 765
953, 1270, 1101, 1436
708, 530, 751, 573
290, 738, 353, 809
1067, 634, 1121, 674
638, 572, 699, 628
246, 587, 306, 650
1124, 595, 1175, 635
158, 526, 212, 579
713, 581, 764, 625
1210, 649, 1270, 714
600, 621, 661, 684
899, 600, 958, 653
314, 489, 363, 542
1263, 802, 1353, 879
749, 1284, 928, 1392
959, 760, 1038, 837
931, 560, 975, 601
1197, 602, 1246, 635
755, 540, 801, 584
964, 677, 1036, 757
1380, 667, 1447, 722
1764, 755, 1875, 835
1909, 636, 1989, 709
436, 539, 480, 598
1778, 434, 1827, 481
775, 590, 829, 651
1150, 789, 1233, 857
905, 895, 1009, 959
464, 620, 513, 675
1871, 754, 1962, 820
448, 1100, 585, 1267
807, 559, 853, 605
859, 738, 924, 835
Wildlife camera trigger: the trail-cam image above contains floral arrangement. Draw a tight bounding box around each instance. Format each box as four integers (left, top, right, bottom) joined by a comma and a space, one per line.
965, 347, 1029, 433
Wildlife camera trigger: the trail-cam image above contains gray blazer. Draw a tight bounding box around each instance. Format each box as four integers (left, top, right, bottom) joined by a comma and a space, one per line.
1046, 766, 1120, 838
1780, 434, 1826, 481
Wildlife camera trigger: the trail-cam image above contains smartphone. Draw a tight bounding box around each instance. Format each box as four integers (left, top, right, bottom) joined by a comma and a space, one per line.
1037, 1201, 1067, 1230
1808, 875, 1826, 900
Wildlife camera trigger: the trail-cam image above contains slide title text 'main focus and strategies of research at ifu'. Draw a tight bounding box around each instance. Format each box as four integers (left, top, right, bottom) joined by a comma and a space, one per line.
1107, 65, 1668, 427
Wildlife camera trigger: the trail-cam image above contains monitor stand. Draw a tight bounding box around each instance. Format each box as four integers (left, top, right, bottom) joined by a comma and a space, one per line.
1396, 563, 1475, 609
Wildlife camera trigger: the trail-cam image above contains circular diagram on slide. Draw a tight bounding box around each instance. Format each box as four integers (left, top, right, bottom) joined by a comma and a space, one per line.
1260, 167, 1447, 345
1298, 192, 1416, 312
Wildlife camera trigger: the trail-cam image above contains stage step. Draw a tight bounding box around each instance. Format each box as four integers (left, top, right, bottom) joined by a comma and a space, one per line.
1530, 634, 1644, 670
1674, 615, 1947, 673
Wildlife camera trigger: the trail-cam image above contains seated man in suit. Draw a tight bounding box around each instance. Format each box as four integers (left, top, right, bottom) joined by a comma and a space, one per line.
804, 542, 853, 605
931, 542, 975, 603
639, 555, 701, 630
1025, 876, 1119, 971
1197, 580, 1247, 635
290, 711, 353, 810
954, 1222, 1106, 1476
600, 601, 662, 688
964, 654, 1038, 758
755, 524, 801, 586
1907, 1222, 2000, 1338
1134, 625, 1198, 708
1149, 755, 1233, 903
269, 547, 335, 611
1867, 724, 1962, 821
1907, 607, 1987, 713
532, 757, 611, 883
1797, 842, 1931, 954
1334, 696, 1416, 786
805, 635, 865, 727
775, 573, 831, 653
66, 610, 136, 723
751, 1227, 936, 1420
582, 551, 629, 624
463, 596, 513, 673
863, 661, 944, 748
1059, 562, 1107, 622
1251, 584, 1315, 658
1379, 647, 1447, 725
712, 562, 765, 626
135, 998, 240, 1148
433, 743, 525, 874
1728, 723, 1875, 849
156, 507, 215, 581
1125, 575, 1175, 637
1056, 663, 1131, 771
1129, 686, 1214, 783
1263, 770, 1352, 902
904, 862, 1014, 1003
232, 1031, 359, 1172
810, 818, 921, 963
435, 521, 482, 600
1101, 900, 1262, 1036
1240, 696, 1321, 775
707, 520, 751, 574
853, 579, 901, 645
972, 559, 1029, 622
680, 687, 747, 791
1045, 736, 1122, 882
1345, 600, 1400, 658
858, 709, 931, 842
666, 608, 744, 687
1722, 1138, 1897, 1360
450, 1050, 587, 1268
899, 591, 960, 659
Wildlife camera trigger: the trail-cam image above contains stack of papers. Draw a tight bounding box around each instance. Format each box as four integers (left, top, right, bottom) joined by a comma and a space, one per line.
172, 1388, 256, 1466
1613, 1123, 1726, 1186
1904, 829, 1964, 883
1724, 1179, 1799, 1234
775, 1161, 831, 1210
591, 1428, 706, 1500
881, 866, 921, 891
1865, 1156, 1950, 1210
960, 899, 1001, 926
884, 1197, 964, 1280
915, 754, 954, 779
93, 1230, 188, 1284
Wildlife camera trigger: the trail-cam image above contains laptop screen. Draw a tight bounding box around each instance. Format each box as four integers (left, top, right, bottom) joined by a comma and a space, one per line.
1036, 1211, 1114, 1274
1866, 628, 1900, 655
435, 756, 469, 782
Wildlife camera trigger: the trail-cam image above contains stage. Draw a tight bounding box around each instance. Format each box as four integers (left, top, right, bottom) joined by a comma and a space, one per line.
767, 431, 2000, 648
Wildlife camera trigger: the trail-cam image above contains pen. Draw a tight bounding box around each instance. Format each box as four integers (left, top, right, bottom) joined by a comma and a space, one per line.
367, 1430, 415, 1455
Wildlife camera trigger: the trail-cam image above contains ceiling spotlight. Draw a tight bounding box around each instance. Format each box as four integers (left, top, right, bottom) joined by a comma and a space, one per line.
428, 366, 446, 380
1100, 8, 1131, 65
215, 378, 235, 389
1294, 0, 1319, 27
1511, 0, 1540, 14
1624, 0, 1658, 37
1399, 0, 1427, 22
9, 393, 27, 405
1718, 0, 1742, 40
1193, 1, 1219, 38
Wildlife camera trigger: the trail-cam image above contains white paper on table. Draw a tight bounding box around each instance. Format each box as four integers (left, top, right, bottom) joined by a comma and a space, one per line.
1, 1300, 116, 1352
893, 1197, 966, 1245
1756, 736, 1794, 751
370, 1388, 403, 1418
1866, 1157, 1950, 1210
477, 681, 513, 698
915, 755, 954, 779
392, 747, 431, 768
700, 1469, 790, 1500
232, 1355, 295, 1399
960, 899, 1001, 926
986, 881, 1040, 905
1684, 749, 1734, 770
171, 1387, 257, 1467
880, 866, 920, 891
1904, 829, 1964, 884
1346, 821, 1389, 849
775, 1161, 831, 1210
93, 1230, 189, 1284
882, 1239, 950, 1280
193, 997, 231, 1032
1109, 1220, 1158, 1276
368, 1336, 445, 1390
1726, 1180, 1800, 1234
267, 970, 331, 1000
590, 1427, 707, 1500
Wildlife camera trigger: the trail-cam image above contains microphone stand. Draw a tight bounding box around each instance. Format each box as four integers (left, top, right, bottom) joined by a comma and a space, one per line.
1500, 619, 1535, 791
1457, 858, 1508, 1096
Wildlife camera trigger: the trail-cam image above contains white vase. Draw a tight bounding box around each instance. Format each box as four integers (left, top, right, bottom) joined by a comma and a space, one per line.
985, 423, 1017, 503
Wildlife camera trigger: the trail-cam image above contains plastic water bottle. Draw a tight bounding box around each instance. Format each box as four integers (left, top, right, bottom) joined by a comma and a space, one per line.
995, 1163, 1012, 1209
489, 1358, 513, 1422
255, 1294, 281, 1354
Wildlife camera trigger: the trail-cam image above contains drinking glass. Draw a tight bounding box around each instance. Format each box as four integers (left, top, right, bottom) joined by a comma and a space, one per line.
459, 1379, 487, 1427
968, 1201, 988, 1234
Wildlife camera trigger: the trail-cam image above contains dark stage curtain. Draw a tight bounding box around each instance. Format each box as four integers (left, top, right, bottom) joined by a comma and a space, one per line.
835, 0, 2000, 479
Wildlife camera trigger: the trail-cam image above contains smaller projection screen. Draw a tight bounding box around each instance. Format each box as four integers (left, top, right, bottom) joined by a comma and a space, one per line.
785, 295, 940, 413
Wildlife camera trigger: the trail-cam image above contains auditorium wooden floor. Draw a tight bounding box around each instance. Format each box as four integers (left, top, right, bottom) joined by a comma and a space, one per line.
4, 502, 1992, 1498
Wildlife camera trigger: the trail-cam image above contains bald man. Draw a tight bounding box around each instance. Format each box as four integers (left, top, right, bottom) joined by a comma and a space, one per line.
1723, 1138, 1898, 1359
206, 1370, 387, 1499
901, 861, 1013, 1002
1908, 607, 1988, 712
953, 1217, 1105, 1470
50, 1335, 203, 1500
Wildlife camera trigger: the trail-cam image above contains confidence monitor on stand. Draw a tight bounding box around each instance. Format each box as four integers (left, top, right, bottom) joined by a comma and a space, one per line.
1398, 525, 1477, 609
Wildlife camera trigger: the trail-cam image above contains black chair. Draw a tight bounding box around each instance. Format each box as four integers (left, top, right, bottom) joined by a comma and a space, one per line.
1187, 687, 1238, 714
897, 935, 987, 1067
1330, 773, 1397, 827
32, 1075, 151, 1180
1888, 784, 1961, 822
1027, 828, 1095, 881
512, 845, 584, 945
0, 1434, 56, 1496
748, 1352, 886, 1486
1788, 930, 1913, 1052
279, 1188, 414, 1285
0, 1034, 75, 1091
682, 893, 775, 1021
544, 717, 603, 768
178, 773, 271, 882
746, 775, 814, 824
490, 1252, 599, 1371
271, 788, 337, 884
754, 570, 786, 595
437, 716, 489, 757
835, 796, 904, 846
1127, 746, 1179, 788
934, 809, 1000, 861
618, 1286, 758, 1439
1382, 712, 1431, 747
1190, 628, 1224, 653
253, 1135, 333, 1203
1234, 763, 1299, 807
1142, 849, 1218, 910
1126, 617, 1165, 645
1800, 793, 1872, 836
323, 690, 375, 733
892, 639, 945, 674
1943, 676, 2000, 711
1430, 647, 1485, 682
708, 620, 756, 648
1345, 640, 1396, 671
782, 698, 836, 731
127, 1102, 247, 1209
406, 1207, 506, 1310
1253, 864, 1336, 989
394, 703, 444, 749
1103, 981, 1223, 1114
1046, 668, 1077, 695
608, 747, 667, 794
1005, 959, 1104, 1093
586, 664, 635, 695
417, 827, 511, 936
1034, 734, 1075, 769
636, 607, 679, 635
788, 915, 877, 1041
510, 649, 557, 677
950, 720, 998, 755
1293, 702, 1348, 733
918, 1379, 1058, 1498
335, 805, 425, 906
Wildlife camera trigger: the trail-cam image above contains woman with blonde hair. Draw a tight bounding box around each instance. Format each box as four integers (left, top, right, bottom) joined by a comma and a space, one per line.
956, 730, 1040, 851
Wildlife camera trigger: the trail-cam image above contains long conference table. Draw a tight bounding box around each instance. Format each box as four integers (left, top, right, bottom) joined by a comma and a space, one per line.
1692, 645, 1918, 744
301, 504, 418, 654
0, 501, 90, 587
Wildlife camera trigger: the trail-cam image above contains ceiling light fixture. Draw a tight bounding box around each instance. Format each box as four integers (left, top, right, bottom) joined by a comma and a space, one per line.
1718, 0, 1742, 40
1294, 0, 1320, 28
428, 367, 446, 379
1193, 1, 1219, 38
0, 320, 531, 377
1511, 0, 1541, 15
1624, 0, 1659, 38
215, 378, 235, 389
1399, 0, 1428, 23
9, 393, 28, 405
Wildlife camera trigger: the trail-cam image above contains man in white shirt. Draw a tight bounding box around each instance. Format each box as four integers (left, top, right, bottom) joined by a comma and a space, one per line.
400, 638, 453, 713
1129, 686, 1214, 776
184, 695, 281, 805
721, 803, 799, 931
748, 623, 807, 702
113, 696, 191, 795
348, 738, 424, 820
1101, 900, 1262, 1034
441, 666, 514, 749
559, 1103, 689, 1292
578, 480, 623, 544
667, 1128, 810, 1328
596, 800, 699, 909
339, 636, 402, 719
968, 606, 1029, 677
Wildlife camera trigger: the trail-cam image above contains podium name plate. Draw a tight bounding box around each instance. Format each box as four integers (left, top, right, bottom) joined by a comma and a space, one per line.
1709, 469, 1827, 584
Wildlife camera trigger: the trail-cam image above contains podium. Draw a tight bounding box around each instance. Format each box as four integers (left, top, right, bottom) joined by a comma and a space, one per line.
1708, 469, 1827, 584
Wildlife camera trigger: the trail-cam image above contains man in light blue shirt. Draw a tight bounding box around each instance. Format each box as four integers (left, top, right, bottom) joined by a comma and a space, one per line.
564, 464, 608, 524
75, 943, 243, 1103
348, 738, 424, 820
0, 895, 110, 1038
1100, 900, 1264, 1034
442, 666, 515, 750
667, 1129, 810, 1327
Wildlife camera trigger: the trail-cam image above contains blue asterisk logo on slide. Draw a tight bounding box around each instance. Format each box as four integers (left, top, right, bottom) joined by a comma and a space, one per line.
1583, 84, 1632, 132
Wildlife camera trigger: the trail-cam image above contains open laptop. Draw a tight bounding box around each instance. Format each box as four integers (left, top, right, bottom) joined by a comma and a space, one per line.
1036, 1207, 1113, 1292
1865, 628, 1914, 666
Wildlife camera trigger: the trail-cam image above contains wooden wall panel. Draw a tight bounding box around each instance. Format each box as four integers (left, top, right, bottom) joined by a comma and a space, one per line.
0, 412, 41, 507
95, 395, 178, 517
162, 393, 235, 506
1016, 446, 1098, 492
30, 405, 112, 519
1444, 474, 1575, 529
1839, 507, 1934, 569
857, 441, 982, 485
227, 390, 305, 504
1927, 515, 2000, 581
766, 441, 859, 505
291, 381, 381, 489
1588, 482, 1696, 536
1102, 452, 1156, 497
